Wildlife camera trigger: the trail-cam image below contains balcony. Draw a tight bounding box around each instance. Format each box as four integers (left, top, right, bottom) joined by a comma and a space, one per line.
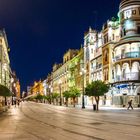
115, 52, 140, 61
116, 72, 139, 82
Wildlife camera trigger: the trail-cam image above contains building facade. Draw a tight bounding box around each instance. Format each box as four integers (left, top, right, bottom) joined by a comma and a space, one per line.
0, 29, 12, 107
111, 0, 140, 106
27, 0, 140, 107
0, 29, 11, 88
84, 0, 140, 107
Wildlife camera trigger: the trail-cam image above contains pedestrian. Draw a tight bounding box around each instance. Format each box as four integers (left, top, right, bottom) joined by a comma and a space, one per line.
17, 99, 20, 107
14, 99, 16, 107
127, 100, 133, 110
7, 100, 11, 108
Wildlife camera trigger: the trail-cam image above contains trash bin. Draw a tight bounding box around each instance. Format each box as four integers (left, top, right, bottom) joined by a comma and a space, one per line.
93, 104, 96, 111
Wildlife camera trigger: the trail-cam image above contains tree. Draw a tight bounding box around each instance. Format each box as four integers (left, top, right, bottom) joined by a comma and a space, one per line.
51, 93, 59, 105
44, 95, 52, 104
69, 87, 81, 107
63, 91, 71, 107
35, 94, 44, 102
0, 84, 12, 97
85, 80, 109, 111
0, 84, 13, 106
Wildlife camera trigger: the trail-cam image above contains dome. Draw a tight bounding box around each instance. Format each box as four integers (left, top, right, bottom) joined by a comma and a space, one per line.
120, 0, 140, 9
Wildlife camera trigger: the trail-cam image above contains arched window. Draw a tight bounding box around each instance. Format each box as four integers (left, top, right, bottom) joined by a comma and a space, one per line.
122, 63, 130, 80
131, 62, 139, 80
116, 64, 121, 81
131, 62, 139, 72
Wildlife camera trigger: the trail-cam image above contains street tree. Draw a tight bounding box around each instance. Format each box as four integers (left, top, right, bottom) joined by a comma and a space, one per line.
69, 87, 81, 107
52, 93, 59, 105
45, 95, 52, 104
35, 94, 44, 103
85, 80, 109, 111
63, 91, 71, 107
0, 84, 12, 106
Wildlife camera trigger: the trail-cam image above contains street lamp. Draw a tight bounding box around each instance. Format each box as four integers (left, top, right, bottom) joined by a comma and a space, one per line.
137, 93, 140, 107
59, 80, 62, 106
80, 59, 86, 109
11, 77, 15, 105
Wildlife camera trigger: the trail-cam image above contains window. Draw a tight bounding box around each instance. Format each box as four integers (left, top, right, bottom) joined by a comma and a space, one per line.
132, 10, 136, 15
123, 28, 126, 36
138, 7, 140, 15
104, 50, 108, 62
106, 70, 108, 80
112, 70, 114, 79
137, 26, 140, 34
121, 49, 125, 58
112, 34, 115, 40
104, 34, 108, 44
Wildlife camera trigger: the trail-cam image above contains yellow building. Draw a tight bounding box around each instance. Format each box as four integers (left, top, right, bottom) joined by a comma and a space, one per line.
15, 80, 21, 99
31, 80, 44, 96
52, 48, 84, 105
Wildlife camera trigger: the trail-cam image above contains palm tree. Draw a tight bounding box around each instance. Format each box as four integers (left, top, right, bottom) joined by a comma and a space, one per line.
85, 80, 109, 111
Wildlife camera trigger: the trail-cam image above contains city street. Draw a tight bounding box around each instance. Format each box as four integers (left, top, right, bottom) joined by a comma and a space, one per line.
0, 102, 140, 140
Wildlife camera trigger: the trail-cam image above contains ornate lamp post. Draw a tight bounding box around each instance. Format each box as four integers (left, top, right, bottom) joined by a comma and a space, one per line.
80, 60, 86, 109
11, 77, 15, 105
138, 93, 140, 107
59, 80, 62, 106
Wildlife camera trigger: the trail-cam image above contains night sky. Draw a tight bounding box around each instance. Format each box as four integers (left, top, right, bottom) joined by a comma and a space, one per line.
0, 0, 120, 91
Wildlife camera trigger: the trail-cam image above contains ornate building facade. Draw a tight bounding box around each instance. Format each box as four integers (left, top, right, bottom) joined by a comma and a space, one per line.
111, 0, 140, 106
83, 0, 140, 106
0, 29, 13, 107
0, 29, 11, 88
28, 0, 140, 107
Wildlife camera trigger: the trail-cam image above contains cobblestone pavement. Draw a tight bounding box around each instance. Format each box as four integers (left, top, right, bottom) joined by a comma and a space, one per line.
0, 102, 140, 140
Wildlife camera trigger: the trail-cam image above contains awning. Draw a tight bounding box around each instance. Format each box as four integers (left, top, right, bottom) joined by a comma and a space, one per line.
0, 84, 13, 97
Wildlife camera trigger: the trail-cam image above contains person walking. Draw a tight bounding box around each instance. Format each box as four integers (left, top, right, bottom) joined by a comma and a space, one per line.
14, 99, 16, 107
17, 99, 20, 107
7, 100, 11, 108
127, 100, 133, 110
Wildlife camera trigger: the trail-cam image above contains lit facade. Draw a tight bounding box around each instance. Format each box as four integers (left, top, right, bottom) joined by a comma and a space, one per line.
0, 29, 11, 89
52, 49, 79, 93
31, 80, 44, 96
111, 0, 140, 106
27, 0, 140, 107
83, 0, 140, 106
0, 29, 12, 107
52, 49, 84, 104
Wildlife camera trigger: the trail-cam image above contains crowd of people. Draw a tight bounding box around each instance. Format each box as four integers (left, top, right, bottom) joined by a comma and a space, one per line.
7, 98, 22, 108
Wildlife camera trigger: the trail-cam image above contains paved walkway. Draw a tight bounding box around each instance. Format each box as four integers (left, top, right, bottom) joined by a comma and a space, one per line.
0, 102, 140, 140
